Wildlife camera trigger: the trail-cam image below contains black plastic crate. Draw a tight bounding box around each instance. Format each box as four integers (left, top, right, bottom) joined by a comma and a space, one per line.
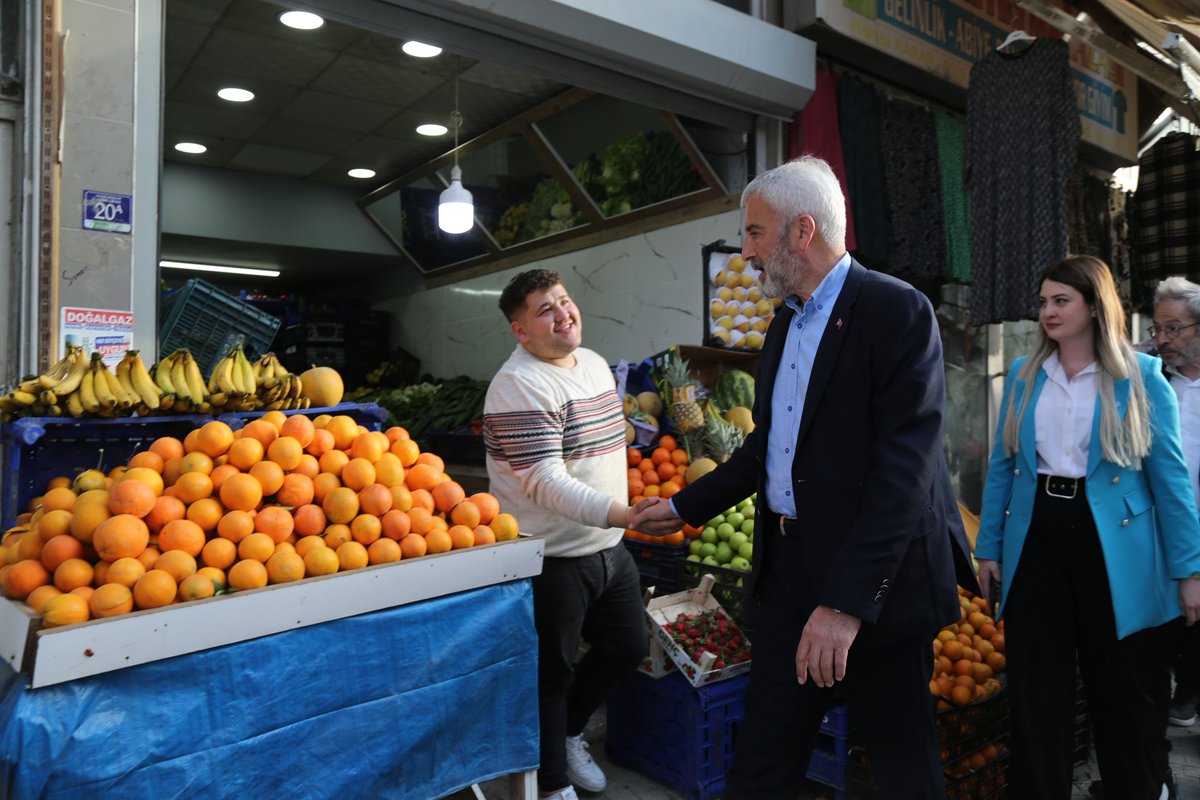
159, 279, 281, 377
424, 430, 485, 467
624, 538, 687, 594
680, 559, 752, 633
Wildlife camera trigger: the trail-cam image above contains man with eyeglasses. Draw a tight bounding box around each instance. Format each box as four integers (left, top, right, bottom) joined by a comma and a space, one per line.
1152, 276, 1200, 732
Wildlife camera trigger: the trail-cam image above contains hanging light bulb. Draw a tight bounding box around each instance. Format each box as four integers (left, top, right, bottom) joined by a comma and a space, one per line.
437, 74, 473, 234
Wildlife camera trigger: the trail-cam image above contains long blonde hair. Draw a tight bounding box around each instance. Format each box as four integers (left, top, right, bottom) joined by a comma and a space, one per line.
1001, 255, 1151, 467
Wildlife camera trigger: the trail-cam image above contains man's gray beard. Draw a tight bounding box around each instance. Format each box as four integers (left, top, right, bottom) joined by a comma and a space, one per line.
760, 246, 805, 299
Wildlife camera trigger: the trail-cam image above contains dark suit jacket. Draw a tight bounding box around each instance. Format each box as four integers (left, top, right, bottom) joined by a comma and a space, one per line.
674, 261, 978, 648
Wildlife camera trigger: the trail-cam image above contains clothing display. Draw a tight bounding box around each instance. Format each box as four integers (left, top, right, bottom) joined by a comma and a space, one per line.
800, 68, 857, 252
879, 95, 947, 283
965, 38, 1080, 325
837, 75, 891, 267
1132, 131, 1200, 304
934, 111, 972, 284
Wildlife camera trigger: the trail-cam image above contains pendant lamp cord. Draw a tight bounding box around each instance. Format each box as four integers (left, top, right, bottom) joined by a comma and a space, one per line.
450, 70, 462, 171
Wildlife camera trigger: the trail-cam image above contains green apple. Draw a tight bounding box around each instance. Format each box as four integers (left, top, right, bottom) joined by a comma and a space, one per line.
707, 515, 726, 529
716, 523, 735, 540
700, 542, 717, 558
715, 543, 734, 564
741, 505, 755, 519
738, 541, 754, 560
702, 555, 721, 567
726, 512, 745, 529
686, 553, 702, 563
689, 540, 704, 556
730, 556, 751, 572
700, 527, 718, 544
741, 519, 756, 536
729, 531, 749, 550
725, 507, 737, 516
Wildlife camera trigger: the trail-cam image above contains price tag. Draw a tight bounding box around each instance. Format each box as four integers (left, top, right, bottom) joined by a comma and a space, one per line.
82, 190, 132, 234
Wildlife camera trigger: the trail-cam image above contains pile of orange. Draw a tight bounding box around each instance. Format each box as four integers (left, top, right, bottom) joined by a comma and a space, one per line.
929, 587, 1007, 707
623, 436, 701, 546
0, 411, 519, 628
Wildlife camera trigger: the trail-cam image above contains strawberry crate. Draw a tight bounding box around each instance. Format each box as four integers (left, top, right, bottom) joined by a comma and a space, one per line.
159, 278, 281, 377
680, 558, 752, 634
644, 574, 751, 687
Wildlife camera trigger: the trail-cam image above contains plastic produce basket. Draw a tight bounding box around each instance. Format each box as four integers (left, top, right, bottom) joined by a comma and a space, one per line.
624, 538, 687, 594
159, 279, 281, 376
607, 670, 749, 800
680, 559, 752, 634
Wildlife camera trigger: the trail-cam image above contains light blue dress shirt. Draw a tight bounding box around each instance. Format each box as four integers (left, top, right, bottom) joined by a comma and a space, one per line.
764, 254, 851, 517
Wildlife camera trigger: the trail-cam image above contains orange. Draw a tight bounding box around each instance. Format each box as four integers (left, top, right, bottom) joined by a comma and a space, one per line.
293, 504, 327, 537
173, 472, 213, 505
149, 436, 185, 462
671, 449, 689, 466
312, 472, 341, 504
228, 559, 268, 591
154, 549, 197, 583
390, 438, 420, 467
183, 429, 200, 453
72, 488, 109, 508
659, 482, 681, 500
430, 481, 465, 514
385, 426, 410, 443
389, 485, 414, 513
254, 506, 295, 544
69, 585, 94, 601
279, 414, 316, 447
492, 513, 519, 541
72, 469, 109, 493
4, 559, 50, 599
249, 460, 285, 497
350, 514, 382, 546
473, 525, 496, 545
220, 473, 263, 512
336, 541, 369, 571
120, 467, 165, 497
158, 519, 206, 557
368, 537, 401, 565
195, 420, 236, 458
217, 510, 256, 543
26, 584, 63, 613
36, 510, 71, 542
42, 593, 90, 627
226, 437, 264, 471
323, 524, 353, 549
239, 420, 278, 450
259, 410, 287, 432
374, 453, 405, 488
628, 478, 645, 497
627, 448, 643, 467
238, 532, 276, 563
294, 535, 326, 558
429, 515, 448, 532
651, 448, 671, 466
108, 480, 156, 518
319, 450, 350, 478
209, 464, 240, 492
266, 550, 306, 584
178, 572, 217, 601
40, 534, 83, 571
276, 474, 315, 507
415, 452, 444, 472
40, 486, 78, 513
942, 640, 964, 661
93, 515, 150, 561
304, 546, 340, 576
950, 684, 973, 706
657, 462, 677, 481
450, 501, 481, 529
129, 451, 165, 473
196, 566, 227, 591
341, 458, 376, 492
358, 484, 393, 517
381, 509, 412, 541
179, 451, 214, 476
186, 497, 224, 532
133, 569, 177, 608
448, 525, 475, 550
467, 493, 500, 525
348, 433, 385, 464
305, 428, 335, 457
136, 545, 161, 570
986, 652, 1006, 673
325, 415, 359, 450
409, 489, 435, 514
406, 507, 435, 536
424, 528, 452, 554
201, 537, 237, 569
267, 436, 304, 471
323, 487, 360, 525
399, 533, 427, 559
144, 495, 186, 534
642, 470, 660, 487
161, 457, 184, 487
659, 435, 677, 451
16, 530, 44, 562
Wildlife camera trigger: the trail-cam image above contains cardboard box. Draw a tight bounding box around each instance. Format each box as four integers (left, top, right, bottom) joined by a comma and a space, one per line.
644, 574, 752, 687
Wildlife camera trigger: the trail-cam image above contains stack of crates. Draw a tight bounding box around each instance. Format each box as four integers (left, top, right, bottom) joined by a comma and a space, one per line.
158, 279, 281, 377
679, 560, 752, 635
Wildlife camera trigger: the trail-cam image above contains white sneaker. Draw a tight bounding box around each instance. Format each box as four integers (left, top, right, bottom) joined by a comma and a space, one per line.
564, 734, 607, 792
540, 786, 579, 800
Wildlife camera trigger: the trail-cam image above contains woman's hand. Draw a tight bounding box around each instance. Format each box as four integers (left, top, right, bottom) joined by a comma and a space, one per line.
1180, 578, 1200, 626
977, 559, 1002, 607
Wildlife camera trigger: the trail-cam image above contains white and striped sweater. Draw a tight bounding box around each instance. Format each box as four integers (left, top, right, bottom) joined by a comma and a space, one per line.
483, 344, 627, 558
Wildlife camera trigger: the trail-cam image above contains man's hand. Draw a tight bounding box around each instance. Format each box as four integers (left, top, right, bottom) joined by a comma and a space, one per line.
629, 497, 684, 535
976, 559, 1001, 607
1180, 578, 1200, 625
795, 605, 861, 688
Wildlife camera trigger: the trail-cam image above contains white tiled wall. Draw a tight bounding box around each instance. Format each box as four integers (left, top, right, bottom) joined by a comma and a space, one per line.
376, 210, 743, 379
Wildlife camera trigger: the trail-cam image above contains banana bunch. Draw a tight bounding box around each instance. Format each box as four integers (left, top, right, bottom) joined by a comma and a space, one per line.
116, 350, 167, 413
250, 352, 309, 411
0, 345, 88, 418
151, 348, 211, 414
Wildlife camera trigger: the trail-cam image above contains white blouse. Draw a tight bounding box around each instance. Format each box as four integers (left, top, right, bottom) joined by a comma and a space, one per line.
1035, 352, 1098, 479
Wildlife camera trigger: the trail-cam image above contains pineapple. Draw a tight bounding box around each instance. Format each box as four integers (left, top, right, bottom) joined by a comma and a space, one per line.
663, 350, 704, 433
705, 402, 745, 463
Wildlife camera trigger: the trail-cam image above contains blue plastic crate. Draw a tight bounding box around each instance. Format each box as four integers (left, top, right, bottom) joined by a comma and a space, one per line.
806, 732, 849, 797
624, 538, 688, 595
820, 703, 850, 739
220, 402, 388, 432
607, 670, 748, 800
159, 278, 281, 377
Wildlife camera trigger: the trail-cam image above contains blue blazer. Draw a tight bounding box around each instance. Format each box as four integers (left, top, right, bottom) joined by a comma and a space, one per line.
976, 352, 1200, 639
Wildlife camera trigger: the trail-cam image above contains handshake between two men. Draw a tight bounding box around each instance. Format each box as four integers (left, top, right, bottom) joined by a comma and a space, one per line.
609, 496, 686, 536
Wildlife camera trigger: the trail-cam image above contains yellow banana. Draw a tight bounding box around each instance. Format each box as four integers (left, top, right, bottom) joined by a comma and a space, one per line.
39, 389, 57, 406
46, 404, 63, 417
49, 350, 88, 395
158, 394, 175, 413
8, 390, 37, 406
116, 354, 139, 401
214, 355, 239, 396
103, 363, 134, 409
79, 365, 100, 413
93, 358, 118, 410
37, 352, 74, 390
129, 351, 163, 410
154, 356, 177, 396
170, 353, 193, 403
66, 390, 85, 417
183, 351, 207, 404
240, 348, 257, 396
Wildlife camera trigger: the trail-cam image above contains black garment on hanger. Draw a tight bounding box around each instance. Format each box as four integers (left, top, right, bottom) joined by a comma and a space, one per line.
879, 94, 947, 283
837, 76, 891, 267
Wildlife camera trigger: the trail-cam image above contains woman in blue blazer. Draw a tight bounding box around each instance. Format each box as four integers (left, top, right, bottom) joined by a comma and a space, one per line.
976, 255, 1200, 800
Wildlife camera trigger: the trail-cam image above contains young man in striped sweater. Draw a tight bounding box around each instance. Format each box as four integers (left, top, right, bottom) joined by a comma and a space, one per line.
484, 269, 645, 800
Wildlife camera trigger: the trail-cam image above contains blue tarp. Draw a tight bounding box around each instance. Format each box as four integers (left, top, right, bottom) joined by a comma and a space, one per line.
0, 581, 539, 800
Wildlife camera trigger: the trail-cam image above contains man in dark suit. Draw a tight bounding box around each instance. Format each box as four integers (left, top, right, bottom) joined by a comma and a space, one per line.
632, 156, 976, 799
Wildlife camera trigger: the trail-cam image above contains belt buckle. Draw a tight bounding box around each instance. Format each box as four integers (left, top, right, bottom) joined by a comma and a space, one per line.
1045, 476, 1078, 500
778, 515, 795, 536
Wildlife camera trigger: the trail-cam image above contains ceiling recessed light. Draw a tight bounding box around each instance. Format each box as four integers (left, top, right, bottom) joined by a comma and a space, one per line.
174, 142, 207, 154
402, 41, 443, 58
279, 11, 324, 30
347, 168, 377, 179
217, 87, 255, 103
416, 123, 448, 136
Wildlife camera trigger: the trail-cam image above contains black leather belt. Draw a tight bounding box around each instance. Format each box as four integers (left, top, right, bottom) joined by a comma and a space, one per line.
769, 512, 799, 537
1039, 473, 1085, 500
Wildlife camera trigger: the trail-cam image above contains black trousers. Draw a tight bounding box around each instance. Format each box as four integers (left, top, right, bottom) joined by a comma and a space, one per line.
1003, 480, 1173, 799
531, 542, 647, 791
724, 526, 945, 800
1172, 615, 1200, 699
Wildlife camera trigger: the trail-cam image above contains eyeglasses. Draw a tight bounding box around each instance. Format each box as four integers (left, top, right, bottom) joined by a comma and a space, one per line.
1147, 322, 1200, 339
